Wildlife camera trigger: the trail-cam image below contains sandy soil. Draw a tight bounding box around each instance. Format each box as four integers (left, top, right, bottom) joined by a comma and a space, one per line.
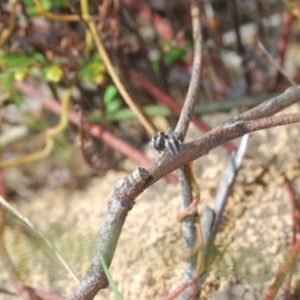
1, 104, 300, 300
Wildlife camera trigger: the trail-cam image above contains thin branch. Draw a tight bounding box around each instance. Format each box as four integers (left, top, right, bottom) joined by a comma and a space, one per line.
258, 40, 296, 86
175, 1, 202, 138
127, 69, 238, 153
190, 133, 251, 297
86, 13, 157, 135
37, 0, 157, 135
0, 0, 21, 48
239, 85, 300, 120
68, 85, 300, 300
174, 1, 203, 299
211, 133, 251, 239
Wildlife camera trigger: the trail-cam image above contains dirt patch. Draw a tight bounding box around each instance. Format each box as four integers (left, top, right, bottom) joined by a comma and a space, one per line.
1, 104, 300, 299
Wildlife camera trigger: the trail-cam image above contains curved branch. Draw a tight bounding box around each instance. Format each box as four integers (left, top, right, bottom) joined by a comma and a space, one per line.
68, 85, 300, 300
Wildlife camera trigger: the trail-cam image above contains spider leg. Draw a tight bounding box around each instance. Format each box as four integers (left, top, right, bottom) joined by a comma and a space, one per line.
165, 138, 177, 155
165, 128, 182, 155
149, 140, 159, 159
149, 132, 165, 159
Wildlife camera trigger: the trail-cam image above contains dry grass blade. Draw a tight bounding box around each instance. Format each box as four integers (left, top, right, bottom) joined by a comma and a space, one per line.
0, 196, 80, 284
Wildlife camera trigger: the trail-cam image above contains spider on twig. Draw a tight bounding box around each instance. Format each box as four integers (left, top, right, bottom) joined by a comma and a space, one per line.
149, 128, 182, 158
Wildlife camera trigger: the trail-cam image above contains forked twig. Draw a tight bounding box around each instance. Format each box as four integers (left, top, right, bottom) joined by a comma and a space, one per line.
171, 1, 204, 298
68, 86, 300, 300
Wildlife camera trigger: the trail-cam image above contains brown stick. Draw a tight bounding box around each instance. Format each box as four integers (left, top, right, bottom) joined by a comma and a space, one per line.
173, 1, 203, 299
68, 86, 300, 300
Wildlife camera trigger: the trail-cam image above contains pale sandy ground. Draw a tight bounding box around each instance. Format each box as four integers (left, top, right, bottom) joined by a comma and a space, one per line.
1, 104, 300, 300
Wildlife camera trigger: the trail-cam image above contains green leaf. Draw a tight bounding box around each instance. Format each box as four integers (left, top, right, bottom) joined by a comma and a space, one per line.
0, 54, 35, 69
43, 65, 64, 82
32, 52, 48, 64
79, 61, 106, 84
99, 252, 123, 300
104, 85, 118, 104
106, 98, 122, 114
0, 72, 15, 91
104, 85, 122, 113
164, 47, 187, 64
90, 52, 103, 62
24, 0, 65, 16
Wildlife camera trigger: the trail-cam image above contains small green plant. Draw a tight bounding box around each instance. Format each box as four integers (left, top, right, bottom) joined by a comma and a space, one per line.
104, 84, 123, 114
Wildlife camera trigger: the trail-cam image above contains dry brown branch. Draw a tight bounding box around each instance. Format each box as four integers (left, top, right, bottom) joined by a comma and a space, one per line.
68, 85, 300, 300
173, 0, 204, 298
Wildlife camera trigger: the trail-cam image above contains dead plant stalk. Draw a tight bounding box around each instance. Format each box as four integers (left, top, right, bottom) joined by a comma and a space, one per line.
68, 85, 300, 300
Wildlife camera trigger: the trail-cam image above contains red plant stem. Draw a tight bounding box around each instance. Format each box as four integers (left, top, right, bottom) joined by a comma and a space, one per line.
162, 281, 189, 300
14, 81, 178, 184
284, 181, 300, 299
128, 69, 238, 153
264, 239, 300, 300
285, 181, 298, 244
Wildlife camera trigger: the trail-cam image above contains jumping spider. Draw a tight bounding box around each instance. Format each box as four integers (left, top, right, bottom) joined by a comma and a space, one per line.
149, 128, 182, 158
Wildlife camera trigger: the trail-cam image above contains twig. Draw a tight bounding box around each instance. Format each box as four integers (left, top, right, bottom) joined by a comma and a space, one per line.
239, 85, 300, 120
191, 133, 250, 298
68, 86, 300, 300
211, 133, 251, 239
127, 69, 238, 153
172, 1, 204, 298
86, 12, 157, 135
36, 0, 156, 135
0, 0, 21, 48
258, 40, 296, 86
